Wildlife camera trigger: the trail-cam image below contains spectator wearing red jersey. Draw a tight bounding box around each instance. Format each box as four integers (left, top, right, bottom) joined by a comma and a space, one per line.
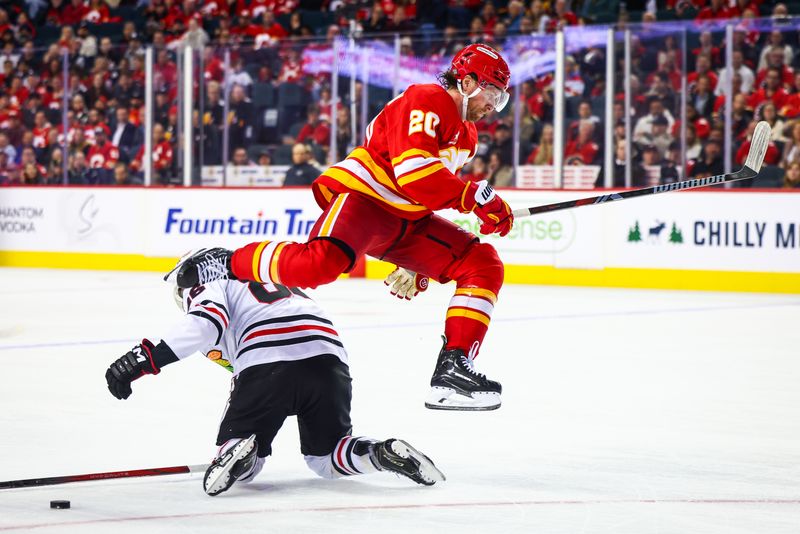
46, 0, 65, 25
755, 48, 794, 90
695, 0, 731, 21
87, 127, 119, 182
296, 104, 331, 147
130, 123, 174, 184
480, 2, 497, 33
277, 47, 303, 83
692, 31, 722, 70
748, 67, 790, 110
62, 0, 87, 25
736, 121, 781, 166
729, 0, 759, 17
688, 54, 718, 92
779, 72, 800, 119
546, 0, 578, 33
31, 111, 52, 150
567, 100, 601, 143
154, 50, 178, 92
266, 0, 299, 16
253, 9, 289, 49
565, 121, 600, 166
5, 109, 25, 147
84, 0, 111, 24
7, 77, 30, 110
231, 10, 261, 40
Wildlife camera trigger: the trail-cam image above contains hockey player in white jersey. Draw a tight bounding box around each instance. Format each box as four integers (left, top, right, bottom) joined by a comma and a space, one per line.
105, 250, 445, 496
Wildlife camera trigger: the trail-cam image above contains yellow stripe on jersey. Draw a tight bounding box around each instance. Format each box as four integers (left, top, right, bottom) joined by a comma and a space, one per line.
391, 148, 436, 166
446, 308, 491, 326
460, 181, 473, 212
396, 161, 445, 187
319, 193, 347, 237
251, 241, 269, 283
455, 287, 498, 304
270, 242, 287, 284
349, 148, 395, 189
322, 167, 429, 214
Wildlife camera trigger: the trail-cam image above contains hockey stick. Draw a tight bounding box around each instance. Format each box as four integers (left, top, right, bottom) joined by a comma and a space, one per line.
511, 120, 771, 218
0, 464, 209, 490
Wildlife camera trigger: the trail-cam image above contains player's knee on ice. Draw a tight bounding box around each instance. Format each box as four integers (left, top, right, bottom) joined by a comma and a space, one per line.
305, 454, 339, 479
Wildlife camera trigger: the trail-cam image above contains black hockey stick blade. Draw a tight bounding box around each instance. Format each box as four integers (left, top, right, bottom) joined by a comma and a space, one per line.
0, 464, 209, 490
512, 120, 771, 218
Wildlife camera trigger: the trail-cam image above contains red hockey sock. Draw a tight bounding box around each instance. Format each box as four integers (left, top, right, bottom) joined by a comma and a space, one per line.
442, 243, 504, 359
231, 239, 352, 289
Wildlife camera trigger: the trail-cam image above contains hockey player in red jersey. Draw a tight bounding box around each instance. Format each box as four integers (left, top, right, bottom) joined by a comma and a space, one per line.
105, 250, 445, 496
174, 44, 513, 411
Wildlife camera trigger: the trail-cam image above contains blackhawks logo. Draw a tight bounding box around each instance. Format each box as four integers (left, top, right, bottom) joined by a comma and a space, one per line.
207, 350, 234, 373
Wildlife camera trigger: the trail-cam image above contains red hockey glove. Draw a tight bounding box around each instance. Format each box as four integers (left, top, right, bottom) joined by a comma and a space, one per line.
384, 267, 429, 300
460, 180, 514, 237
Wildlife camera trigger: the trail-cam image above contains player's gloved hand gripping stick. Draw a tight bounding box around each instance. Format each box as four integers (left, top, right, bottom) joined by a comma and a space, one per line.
509, 120, 771, 219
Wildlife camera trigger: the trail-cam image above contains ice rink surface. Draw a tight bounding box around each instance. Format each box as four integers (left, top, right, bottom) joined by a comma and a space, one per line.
1, 267, 799, 533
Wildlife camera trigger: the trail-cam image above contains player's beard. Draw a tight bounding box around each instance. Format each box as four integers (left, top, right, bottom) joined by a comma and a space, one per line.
466, 106, 486, 122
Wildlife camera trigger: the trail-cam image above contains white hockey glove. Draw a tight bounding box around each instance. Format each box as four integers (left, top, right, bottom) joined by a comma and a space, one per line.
384, 267, 429, 300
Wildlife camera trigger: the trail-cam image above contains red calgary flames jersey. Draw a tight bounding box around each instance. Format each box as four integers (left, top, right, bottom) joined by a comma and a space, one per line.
313, 83, 478, 220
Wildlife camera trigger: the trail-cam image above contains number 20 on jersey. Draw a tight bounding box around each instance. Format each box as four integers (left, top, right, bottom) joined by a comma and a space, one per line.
408, 110, 440, 138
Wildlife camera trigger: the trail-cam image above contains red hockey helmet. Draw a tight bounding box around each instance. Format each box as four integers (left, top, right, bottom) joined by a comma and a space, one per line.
451, 43, 510, 111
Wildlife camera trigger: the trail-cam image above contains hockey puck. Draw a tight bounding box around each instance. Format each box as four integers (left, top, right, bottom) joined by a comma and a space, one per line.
50, 500, 70, 509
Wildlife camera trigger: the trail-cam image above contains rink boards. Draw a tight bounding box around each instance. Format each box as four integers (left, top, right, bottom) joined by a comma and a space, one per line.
1, 186, 798, 293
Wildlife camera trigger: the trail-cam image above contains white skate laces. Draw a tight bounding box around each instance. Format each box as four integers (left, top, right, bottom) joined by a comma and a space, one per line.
459, 355, 486, 379
197, 253, 230, 285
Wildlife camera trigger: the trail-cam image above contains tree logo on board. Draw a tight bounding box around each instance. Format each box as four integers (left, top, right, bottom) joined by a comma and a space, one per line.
628, 220, 683, 244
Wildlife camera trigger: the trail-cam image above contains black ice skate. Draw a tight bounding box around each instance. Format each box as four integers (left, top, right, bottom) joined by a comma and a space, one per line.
203, 434, 258, 496
369, 439, 445, 486
425, 342, 502, 411
164, 247, 235, 289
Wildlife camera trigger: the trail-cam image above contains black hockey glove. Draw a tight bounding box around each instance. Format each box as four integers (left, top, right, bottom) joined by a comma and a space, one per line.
105, 339, 163, 400
166, 247, 235, 289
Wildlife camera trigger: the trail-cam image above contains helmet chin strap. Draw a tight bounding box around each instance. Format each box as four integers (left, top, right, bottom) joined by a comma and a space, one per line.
456, 79, 482, 121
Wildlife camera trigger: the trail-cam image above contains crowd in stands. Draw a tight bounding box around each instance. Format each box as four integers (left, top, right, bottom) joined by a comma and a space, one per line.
0, 0, 798, 188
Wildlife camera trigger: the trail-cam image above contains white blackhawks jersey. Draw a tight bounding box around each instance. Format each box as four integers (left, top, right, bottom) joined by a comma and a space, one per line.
161, 279, 348, 375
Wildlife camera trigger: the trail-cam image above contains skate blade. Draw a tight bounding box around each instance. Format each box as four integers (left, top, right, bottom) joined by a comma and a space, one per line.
390, 440, 446, 485
204, 434, 257, 496
424, 387, 501, 411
